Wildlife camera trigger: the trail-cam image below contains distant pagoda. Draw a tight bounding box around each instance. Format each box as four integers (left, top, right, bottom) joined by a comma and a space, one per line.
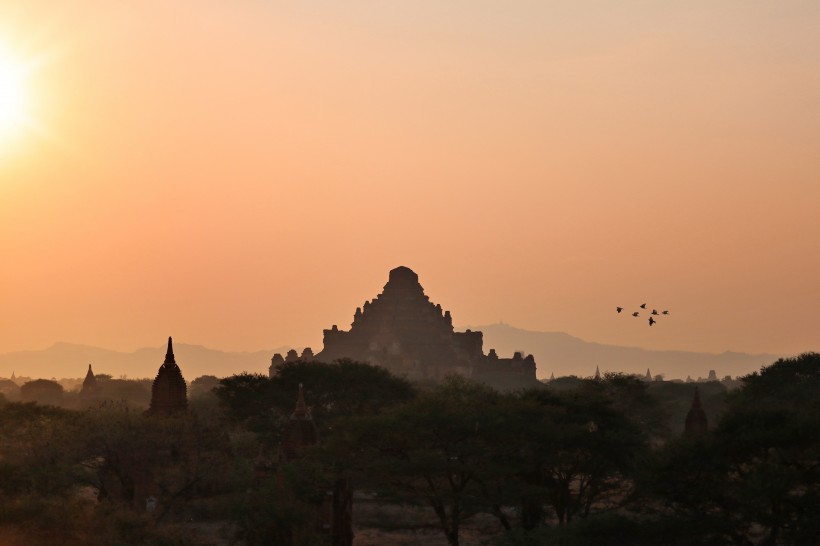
282, 383, 318, 461
684, 386, 708, 436
81, 364, 97, 393
314, 266, 537, 382
149, 337, 188, 415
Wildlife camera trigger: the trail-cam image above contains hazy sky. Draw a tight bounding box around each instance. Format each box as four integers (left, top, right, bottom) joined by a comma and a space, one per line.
1, 1, 818, 360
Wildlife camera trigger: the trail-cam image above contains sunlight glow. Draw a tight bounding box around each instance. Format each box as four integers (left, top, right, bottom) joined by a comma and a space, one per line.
0, 44, 32, 141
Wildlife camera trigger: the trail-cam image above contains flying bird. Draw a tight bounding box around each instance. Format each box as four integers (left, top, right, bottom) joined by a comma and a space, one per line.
648, 317, 656, 326
632, 312, 640, 317
640, 303, 647, 309
616, 307, 623, 313
662, 310, 669, 315
651, 309, 659, 315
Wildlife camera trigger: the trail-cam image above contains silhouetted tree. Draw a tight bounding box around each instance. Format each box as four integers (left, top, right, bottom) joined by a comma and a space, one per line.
20, 379, 64, 405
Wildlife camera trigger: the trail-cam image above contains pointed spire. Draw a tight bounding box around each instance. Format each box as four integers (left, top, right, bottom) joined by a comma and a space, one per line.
594, 365, 601, 381
82, 363, 97, 392
684, 386, 708, 436
692, 386, 702, 408
549, 372, 555, 381
164, 336, 176, 365
293, 383, 309, 419
645, 368, 652, 380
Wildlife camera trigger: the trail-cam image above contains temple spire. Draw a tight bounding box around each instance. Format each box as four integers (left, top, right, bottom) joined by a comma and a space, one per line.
150, 335, 188, 415
684, 386, 708, 436
293, 383, 308, 418
82, 363, 97, 392
164, 336, 176, 365
594, 365, 601, 381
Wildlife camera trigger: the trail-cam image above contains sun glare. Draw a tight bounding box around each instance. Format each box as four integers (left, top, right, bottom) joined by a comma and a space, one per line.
0, 45, 31, 140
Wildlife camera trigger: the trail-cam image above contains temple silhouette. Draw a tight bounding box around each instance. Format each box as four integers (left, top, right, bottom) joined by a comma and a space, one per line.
149, 337, 188, 414
312, 266, 537, 383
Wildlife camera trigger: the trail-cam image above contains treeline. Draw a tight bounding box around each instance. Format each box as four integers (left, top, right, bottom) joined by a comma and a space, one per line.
0, 354, 817, 545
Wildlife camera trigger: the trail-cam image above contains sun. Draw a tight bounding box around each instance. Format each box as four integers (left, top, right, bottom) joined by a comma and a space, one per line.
0, 45, 31, 140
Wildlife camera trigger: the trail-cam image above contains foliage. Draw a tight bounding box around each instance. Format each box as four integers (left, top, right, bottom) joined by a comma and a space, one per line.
214, 360, 416, 443
19, 379, 64, 405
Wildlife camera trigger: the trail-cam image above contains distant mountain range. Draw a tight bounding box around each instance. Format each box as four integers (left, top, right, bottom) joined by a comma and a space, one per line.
471, 323, 784, 380
0, 342, 288, 380
0, 324, 789, 381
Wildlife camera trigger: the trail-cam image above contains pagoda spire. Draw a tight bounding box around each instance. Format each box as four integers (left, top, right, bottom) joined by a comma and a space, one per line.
684, 386, 708, 436
293, 383, 308, 419
594, 365, 601, 381
164, 336, 176, 365
82, 363, 97, 392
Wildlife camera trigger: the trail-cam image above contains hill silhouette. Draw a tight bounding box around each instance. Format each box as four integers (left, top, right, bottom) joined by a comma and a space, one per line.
0, 342, 290, 380
470, 323, 782, 380
0, 324, 786, 381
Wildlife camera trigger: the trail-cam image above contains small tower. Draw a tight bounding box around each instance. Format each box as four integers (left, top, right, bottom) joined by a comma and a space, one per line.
81, 364, 97, 393
269, 353, 285, 378
149, 337, 188, 415
594, 366, 602, 381
281, 384, 318, 461
684, 387, 708, 436
644, 368, 652, 381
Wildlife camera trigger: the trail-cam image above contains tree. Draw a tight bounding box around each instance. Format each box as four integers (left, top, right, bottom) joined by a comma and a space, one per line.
517, 383, 649, 526
340, 377, 508, 546
20, 379, 64, 405
215, 360, 416, 443
642, 353, 820, 545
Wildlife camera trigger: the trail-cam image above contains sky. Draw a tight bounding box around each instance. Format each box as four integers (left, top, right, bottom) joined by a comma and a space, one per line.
0, 1, 818, 363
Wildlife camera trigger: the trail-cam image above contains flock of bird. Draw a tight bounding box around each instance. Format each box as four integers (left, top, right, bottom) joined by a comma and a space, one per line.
616, 303, 669, 326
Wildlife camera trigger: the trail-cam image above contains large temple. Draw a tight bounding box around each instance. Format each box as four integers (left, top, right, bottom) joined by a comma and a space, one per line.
314, 266, 537, 384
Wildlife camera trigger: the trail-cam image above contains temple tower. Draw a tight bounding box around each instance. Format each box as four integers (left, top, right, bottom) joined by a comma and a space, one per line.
282, 384, 318, 461
684, 386, 708, 436
81, 364, 97, 393
315, 266, 538, 384
149, 337, 188, 415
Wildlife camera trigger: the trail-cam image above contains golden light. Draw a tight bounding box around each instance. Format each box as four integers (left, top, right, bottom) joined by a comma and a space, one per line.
0, 43, 33, 141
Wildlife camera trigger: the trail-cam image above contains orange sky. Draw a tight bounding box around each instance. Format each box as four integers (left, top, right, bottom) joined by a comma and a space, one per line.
1, 1, 818, 361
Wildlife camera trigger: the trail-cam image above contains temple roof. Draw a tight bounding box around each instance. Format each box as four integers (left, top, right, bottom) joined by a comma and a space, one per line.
149, 336, 188, 414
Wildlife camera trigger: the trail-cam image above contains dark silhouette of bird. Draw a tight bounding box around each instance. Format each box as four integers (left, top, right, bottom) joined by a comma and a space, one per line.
651, 309, 659, 315
616, 307, 623, 313
640, 303, 647, 309
632, 312, 640, 317
648, 317, 656, 326
662, 310, 669, 315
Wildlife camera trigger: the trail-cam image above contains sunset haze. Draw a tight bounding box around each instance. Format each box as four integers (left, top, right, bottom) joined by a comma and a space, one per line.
1, 1, 818, 372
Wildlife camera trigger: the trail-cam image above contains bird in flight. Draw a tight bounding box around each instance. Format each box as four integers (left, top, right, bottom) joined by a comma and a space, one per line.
640, 303, 647, 309
648, 317, 656, 326
616, 307, 623, 313
632, 312, 640, 317
662, 310, 669, 315
651, 309, 659, 315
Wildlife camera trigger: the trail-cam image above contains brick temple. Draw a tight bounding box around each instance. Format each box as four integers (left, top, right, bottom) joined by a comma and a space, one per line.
314, 266, 537, 384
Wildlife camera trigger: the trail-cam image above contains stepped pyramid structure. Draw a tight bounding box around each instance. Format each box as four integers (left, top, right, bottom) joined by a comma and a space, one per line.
149, 337, 188, 415
315, 266, 537, 382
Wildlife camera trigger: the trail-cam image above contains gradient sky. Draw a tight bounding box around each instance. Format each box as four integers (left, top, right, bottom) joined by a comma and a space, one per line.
1, 1, 818, 361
